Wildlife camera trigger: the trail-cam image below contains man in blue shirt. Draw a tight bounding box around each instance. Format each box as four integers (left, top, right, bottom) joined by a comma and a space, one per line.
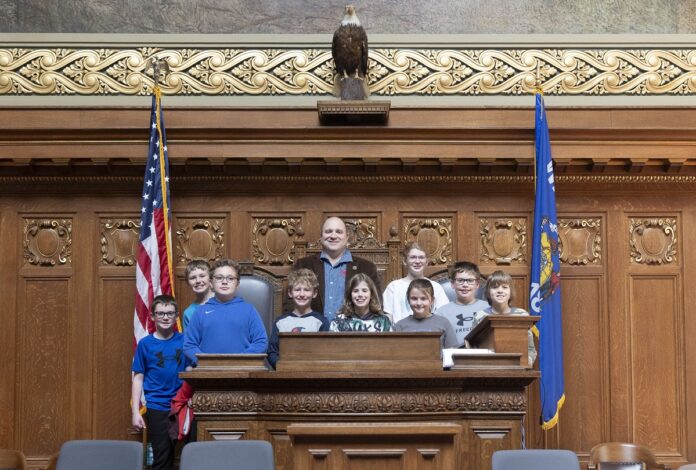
291, 217, 381, 321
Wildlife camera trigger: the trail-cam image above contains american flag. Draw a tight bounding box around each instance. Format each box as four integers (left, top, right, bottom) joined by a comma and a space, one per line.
134, 90, 176, 344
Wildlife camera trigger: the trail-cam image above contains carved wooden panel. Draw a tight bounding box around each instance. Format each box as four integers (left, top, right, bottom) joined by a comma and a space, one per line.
629, 218, 677, 265
23, 218, 72, 266
289, 423, 459, 470
557, 276, 605, 453
479, 217, 527, 266
629, 275, 683, 454
251, 216, 303, 266
100, 218, 139, 266
268, 429, 293, 470
175, 217, 225, 264
558, 218, 602, 265
197, 421, 250, 441
193, 390, 526, 413
468, 421, 516, 470
94, 277, 136, 440
403, 216, 453, 264
18, 280, 70, 455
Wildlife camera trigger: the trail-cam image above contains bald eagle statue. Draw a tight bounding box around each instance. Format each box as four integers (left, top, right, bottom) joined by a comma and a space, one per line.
332, 5, 370, 100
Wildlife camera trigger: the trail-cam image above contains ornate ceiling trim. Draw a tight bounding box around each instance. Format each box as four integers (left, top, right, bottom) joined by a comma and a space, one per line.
2, 175, 696, 184
2, 35, 696, 97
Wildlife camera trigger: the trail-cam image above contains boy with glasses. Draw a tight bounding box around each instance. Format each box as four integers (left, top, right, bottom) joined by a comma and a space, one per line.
183, 259, 268, 366
435, 261, 490, 347
131, 294, 189, 470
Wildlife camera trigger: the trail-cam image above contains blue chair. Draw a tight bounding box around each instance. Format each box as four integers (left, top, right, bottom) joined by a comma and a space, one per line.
492, 449, 580, 470
180, 440, 275, 470
55, 440, 143, 470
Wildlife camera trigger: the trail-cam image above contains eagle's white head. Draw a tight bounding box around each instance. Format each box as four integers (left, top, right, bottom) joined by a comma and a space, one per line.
341, 5, 361, 26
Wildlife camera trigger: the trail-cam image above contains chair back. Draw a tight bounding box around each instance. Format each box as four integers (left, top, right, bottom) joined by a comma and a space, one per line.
55, 440, 143, 470
236, 263, 285, 336
180, 440, 275, 470
0, 449, 27, 470
588, 442, 668, 470
492, 449, 580, 470
677, 465, 696, 470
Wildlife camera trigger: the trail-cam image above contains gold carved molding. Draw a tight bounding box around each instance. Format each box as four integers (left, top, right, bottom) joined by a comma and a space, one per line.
5, 175, 696, 186
100, 218, 140, 266
23, 218, 72, 266
479, 217, 527, 266
175, 218, 225, 264
629, 217, 678, 265
193, 390, 526, 414
403, 217, 453, 265
558, 218, 602, 265
251, 217, 303, 266
2, 46, 696, 96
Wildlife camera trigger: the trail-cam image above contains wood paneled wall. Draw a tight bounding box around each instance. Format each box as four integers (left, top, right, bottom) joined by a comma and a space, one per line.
0, 106, 695, 468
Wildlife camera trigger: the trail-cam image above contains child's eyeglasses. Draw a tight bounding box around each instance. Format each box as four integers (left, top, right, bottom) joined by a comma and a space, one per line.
153, 311, 177, 318
213, 275, 239, 283
453, 278, 478, 285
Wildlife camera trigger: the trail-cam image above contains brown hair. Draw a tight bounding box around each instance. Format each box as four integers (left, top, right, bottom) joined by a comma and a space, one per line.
402, 241, 427, 261
185, 259, 211, 278
337, 273, 383, 318
449, 261, 481, 281
287, 268, 319, 291
485, 270, 515, 305
211, 259, 240, 277
406, 278, 434, 302
151, 294, 178, 315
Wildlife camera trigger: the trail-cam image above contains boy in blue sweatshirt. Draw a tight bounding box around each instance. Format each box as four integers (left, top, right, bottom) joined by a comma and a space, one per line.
183, 259, 268, 366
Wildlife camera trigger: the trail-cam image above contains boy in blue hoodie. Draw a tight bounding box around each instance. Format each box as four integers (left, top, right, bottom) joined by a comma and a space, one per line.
183, 259, 268, 366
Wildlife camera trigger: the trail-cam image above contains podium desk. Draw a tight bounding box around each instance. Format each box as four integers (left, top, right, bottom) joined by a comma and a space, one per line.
181, 332, 538, 470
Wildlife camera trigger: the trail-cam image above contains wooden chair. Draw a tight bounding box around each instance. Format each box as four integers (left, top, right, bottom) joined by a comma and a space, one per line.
0, 449, 27, 470
587, 442, 670, 470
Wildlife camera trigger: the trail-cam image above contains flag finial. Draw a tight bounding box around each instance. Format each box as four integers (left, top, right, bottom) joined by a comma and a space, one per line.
146, 56, 170, 93
534, 62, 544, 95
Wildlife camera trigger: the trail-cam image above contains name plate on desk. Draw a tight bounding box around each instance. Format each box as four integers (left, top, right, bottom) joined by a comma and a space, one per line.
195, 353, 269, 371
276, 332, 442, 372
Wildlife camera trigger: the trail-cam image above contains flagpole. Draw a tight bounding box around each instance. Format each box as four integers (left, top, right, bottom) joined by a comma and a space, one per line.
147, 56, 180, 331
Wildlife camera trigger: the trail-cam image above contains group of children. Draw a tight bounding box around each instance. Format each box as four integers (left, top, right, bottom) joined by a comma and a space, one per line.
132, 246, 534, 470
